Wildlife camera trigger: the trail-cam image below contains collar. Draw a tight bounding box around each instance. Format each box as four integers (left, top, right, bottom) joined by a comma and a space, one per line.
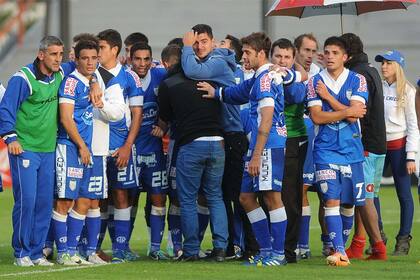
33, 58, 57, 80
104, 62, 122, 77
382, 80, 396, 88
140, 69, 151, 91
319, 68, 349, 94
254, 63, 271, 77
72, 69, 90, 87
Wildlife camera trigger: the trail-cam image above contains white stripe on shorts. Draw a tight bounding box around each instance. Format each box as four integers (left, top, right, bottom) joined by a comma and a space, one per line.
56, 143, 67, 198
258, 149, 273, 191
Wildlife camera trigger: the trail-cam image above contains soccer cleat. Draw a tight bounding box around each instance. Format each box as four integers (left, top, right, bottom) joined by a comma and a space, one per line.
97, 249, 112, 263
326, 253, 350, 267
70, 253, 93, 265
299, 250, 312, 260
149, 250, 170, 261
172, 249, 183, 260
322, 244, 335, 257
198, 249, 208, 259
57, 253, 78, 266
43, 247, 54, 260
127, 247, 140, 260
88, 253, 108, 264
346, 236, 365, 259
366, 241, 387, 261
392, 235, 412, 256
366, 230, 388, 255
14, 256, 34, 267
32, 257, 54, 266
124, 250, 139, 261
111, 250, 126, 264
243, 254, 264, 266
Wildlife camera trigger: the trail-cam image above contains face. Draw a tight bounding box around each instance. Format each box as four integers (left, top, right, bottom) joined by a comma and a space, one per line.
76, 48, 98, 77
296, 37, 317, 71
271, 46, 294, 69
242, 44, 259, 71
193, 32, 213, 59
324, 44, 347, 72
220, 38, 232, 49
131, 49, 152, 78
381, 60, 397, 81
38, 45, 64, 73
98, 40, 117, 66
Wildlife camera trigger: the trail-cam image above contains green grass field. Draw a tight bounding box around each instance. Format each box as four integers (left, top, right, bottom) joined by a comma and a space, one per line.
0, 187, 418, 279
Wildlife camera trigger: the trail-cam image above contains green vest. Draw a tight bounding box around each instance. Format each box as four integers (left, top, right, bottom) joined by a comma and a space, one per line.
284, 103, 307, 138
15, 67, 63, 152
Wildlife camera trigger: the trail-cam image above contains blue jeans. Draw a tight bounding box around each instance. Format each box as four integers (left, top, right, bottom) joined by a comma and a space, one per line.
176, 140, 228, 256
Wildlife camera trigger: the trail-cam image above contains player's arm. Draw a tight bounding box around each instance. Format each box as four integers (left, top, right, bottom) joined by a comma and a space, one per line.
0, 75, 30, 155
309, 103, 366, 125
198, 77, 255, 105
97, 81, 126, 122
248, 98, 274, 177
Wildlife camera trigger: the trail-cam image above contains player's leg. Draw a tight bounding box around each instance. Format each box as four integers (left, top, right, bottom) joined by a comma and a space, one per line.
67, 197, 91, 264
297, 184, 312, 259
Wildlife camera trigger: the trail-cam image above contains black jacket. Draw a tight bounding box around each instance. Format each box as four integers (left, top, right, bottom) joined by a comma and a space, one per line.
158, 65, 222, 147
346, 53, 387, 155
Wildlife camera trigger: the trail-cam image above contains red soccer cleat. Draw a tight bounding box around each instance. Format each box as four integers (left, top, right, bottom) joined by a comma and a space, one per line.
345, 235, 365, 259
366, 241, 387, 261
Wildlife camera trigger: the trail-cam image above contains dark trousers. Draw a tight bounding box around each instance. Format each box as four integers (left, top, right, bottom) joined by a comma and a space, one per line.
283, 136, 308, 262
222, 132, 259, 255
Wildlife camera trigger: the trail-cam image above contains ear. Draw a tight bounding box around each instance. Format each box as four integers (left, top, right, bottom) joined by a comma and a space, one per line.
37, 50, 44, 61
111, 46, 119, 56
343, 53, 348, 62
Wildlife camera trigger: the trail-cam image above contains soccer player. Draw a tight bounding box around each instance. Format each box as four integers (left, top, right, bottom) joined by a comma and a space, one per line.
0, 36, 74, 266
130, 42, 168, 260
306, 36, 368, 266
199, 32, 301, 266
123, 32, 149, 66
53, 40, 111, 265
95, 29, 144, 263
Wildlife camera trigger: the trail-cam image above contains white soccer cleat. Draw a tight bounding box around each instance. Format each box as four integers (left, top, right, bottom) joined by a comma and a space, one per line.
14, 256, 34, 267
71, 254, 93, 265
32, 257, 54, 266
57, 253, 78, 266
87, 253, 108, 264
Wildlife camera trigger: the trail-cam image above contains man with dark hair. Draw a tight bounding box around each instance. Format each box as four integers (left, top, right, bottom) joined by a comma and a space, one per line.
339, 33, 387, 260
0, 35, 75, 266
306, 36, 368, 266
123, 32, 149, 66
167, 38, 184, 48
69, 33, 98, 61
221, 34, 243, 64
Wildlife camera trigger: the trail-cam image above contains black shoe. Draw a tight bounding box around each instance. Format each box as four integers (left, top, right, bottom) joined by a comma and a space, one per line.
205, 248, 225, 262
177, 254, 199, 262
392, 235, 412, 256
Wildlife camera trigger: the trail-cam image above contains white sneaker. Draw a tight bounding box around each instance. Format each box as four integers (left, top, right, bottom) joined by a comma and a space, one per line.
43, 247, 53, 259
32, 257, 54, 266
57, 253, 78, 266
14, 256, 34, 267
87, 253, 108, 264
71, 254, 93, 265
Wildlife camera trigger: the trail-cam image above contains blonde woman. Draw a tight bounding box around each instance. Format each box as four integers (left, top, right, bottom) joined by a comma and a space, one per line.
375, 50, 419, 255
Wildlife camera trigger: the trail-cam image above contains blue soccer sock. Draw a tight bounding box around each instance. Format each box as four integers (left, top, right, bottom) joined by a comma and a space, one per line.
97, 211, 108, 251
340, 206, 354, 246
197, 204, 209, 244
52, 211, 68, 254
324, 206, 345, 255
150, 206, 166, 253
247, 207, 272, 257
86, 208, 101, 256
108, 206, 116, 250
67, 209, 86, 256
78, 224, 88, 256
233, 207, 244, 248
45, 218, 55, 249
298, 206, 311, 251
269, 207, 287, 257
113, 207, 131, 252
128, 206, 138, 244
168, 204, 182, 253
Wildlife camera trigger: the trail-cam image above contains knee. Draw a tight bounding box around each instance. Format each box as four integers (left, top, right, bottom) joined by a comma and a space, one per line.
55, 199, 73, 215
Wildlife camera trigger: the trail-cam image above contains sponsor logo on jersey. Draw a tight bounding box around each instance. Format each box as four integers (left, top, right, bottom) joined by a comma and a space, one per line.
316, 169, 336, 181
260, 73, 271, 92
303, 172, 314, 182
276, 125, 287, 137
366, 183, 374, 193
68, 167, 83, 179
64, 77, 78, 96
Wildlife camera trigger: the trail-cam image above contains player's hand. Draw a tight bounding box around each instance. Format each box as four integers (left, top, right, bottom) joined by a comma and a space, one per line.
248, 154, 261, 177
183, 31, 197, 47
317, 52, 326, 68
7, 140, 23, 155
316, 80, 331, 101
346, 102, 366, 119
197, 82, 216, 99
151, 125, 165, 138
112, 144, 131, 169
90, 83, 103, 108
407, 161, 416, 175
268, 64, 288, 76
78, 144, 91, 166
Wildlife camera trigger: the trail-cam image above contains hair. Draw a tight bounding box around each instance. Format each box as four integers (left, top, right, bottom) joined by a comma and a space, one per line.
241, 32, 271, 58
294, 33, 318, 50
161, 44, 181, 64
388, 61, 415, 110
271, 38, 295, 58
225, 34, 242, 63
167, 37, 184, 48
192, 24, 213, 39
39, 36, 63, 51
73, 33, 98, 44
74, 40, 99, 59
124, 32, 149, 46
97, 29, 122, 55
130, 42, 152, 59
340, 33, 363, 57
323, 36, 347, 54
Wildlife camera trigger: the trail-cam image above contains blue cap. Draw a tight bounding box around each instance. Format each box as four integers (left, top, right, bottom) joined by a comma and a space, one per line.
375, 50, 405, 68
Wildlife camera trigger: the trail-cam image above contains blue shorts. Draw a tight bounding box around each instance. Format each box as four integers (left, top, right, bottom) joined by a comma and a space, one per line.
241, 148, 284, 193
167, 139, 178, 198
363, 152, 385, 199
107, 146, 139, 189
55, 144, 107, 200
303, 125, 315, 187
315, 162, 365, 206
136, 150, 168, 195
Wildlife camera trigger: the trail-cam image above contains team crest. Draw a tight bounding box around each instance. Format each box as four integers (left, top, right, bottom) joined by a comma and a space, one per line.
154, 87, 159, 96
22, 159, 30, 168
320, 182, 328, 194
69, 180, 77, 191
346, 89, 352, 100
